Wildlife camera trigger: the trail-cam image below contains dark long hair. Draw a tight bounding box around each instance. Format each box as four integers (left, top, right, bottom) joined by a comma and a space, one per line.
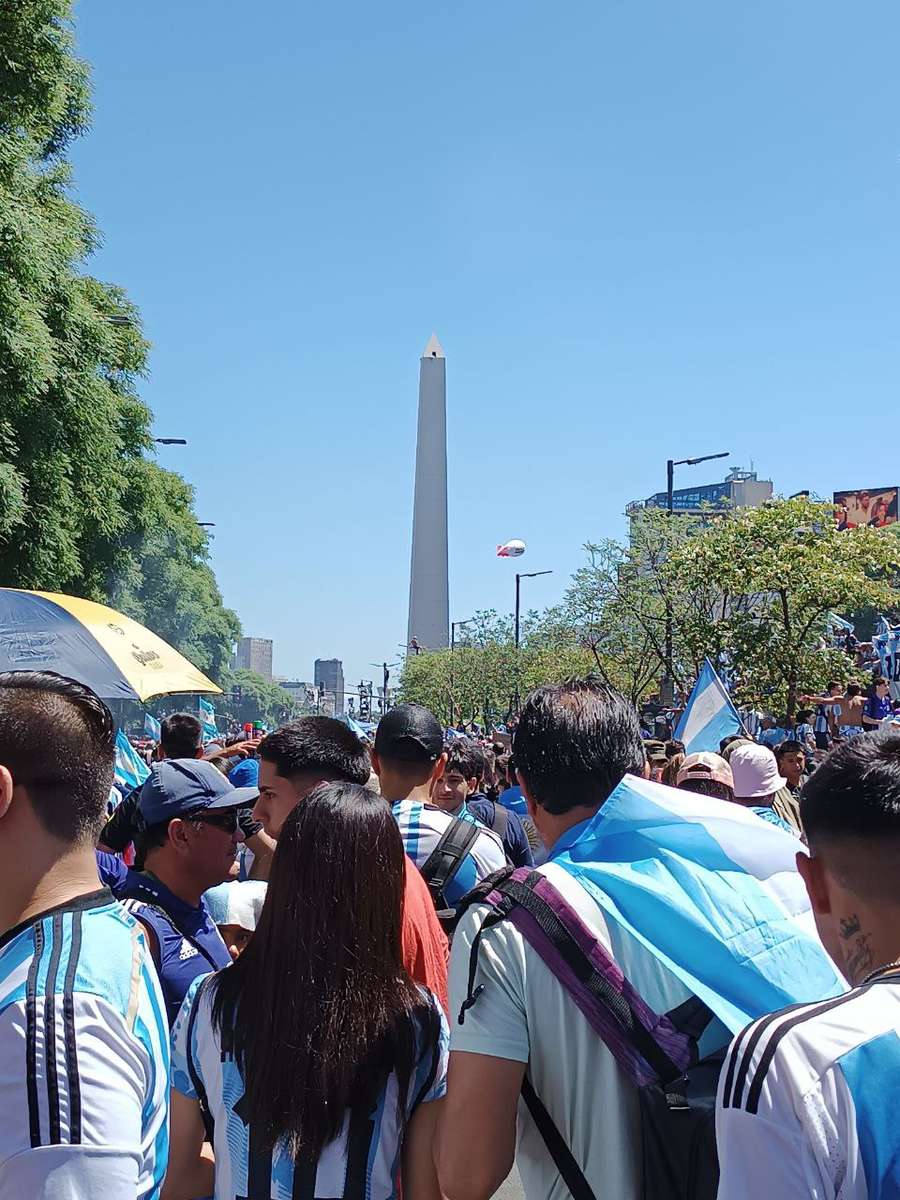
211, 781, 436, 1158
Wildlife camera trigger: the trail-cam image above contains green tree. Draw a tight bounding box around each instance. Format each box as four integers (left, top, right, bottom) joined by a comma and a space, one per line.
666, 498, 900, 716
0, 2, 240, 679
107, 462, 241, 680
217, 669, 299, 728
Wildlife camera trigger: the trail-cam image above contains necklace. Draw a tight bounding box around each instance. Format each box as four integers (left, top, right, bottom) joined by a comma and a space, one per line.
859, 958, 900, 987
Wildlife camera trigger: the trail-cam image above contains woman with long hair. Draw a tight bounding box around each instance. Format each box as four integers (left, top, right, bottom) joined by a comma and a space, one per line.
164, 782, 447, 1200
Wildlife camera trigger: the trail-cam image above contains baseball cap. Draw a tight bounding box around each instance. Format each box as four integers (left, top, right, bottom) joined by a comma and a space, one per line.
729, 743, 787, 800
644, 739, 667, 765
374, 704, 444, 763
139, 758, 259, 826
676, 752, 734, 790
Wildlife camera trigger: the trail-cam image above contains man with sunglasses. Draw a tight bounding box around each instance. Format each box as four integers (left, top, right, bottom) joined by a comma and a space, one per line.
99, 759, 256, 1026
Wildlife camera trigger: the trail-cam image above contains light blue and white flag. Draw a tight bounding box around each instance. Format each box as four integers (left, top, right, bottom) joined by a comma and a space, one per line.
199, 696, 218, 742
144, 711, 161, 740
675, 658, 744, 754
551, 774, 844, 1033
114, 729, 150, 795
345, 715, 369, 740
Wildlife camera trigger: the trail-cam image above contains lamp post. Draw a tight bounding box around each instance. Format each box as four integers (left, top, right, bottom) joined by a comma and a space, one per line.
514, 570, 552, 711
154, 437, 188, 446
515, 571, 552, 649
662, 452, 729, 702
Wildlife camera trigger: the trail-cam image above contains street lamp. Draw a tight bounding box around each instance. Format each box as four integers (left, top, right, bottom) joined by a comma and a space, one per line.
514, 570, 552, 713
662, 451, 729, 702
449, 619, 478, 727
154, 438, 187, 446
515, 571, 552, 649
197, 522, 215, 527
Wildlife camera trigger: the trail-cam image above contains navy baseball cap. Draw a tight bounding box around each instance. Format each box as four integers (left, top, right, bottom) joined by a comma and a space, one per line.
139, 758, 259, 826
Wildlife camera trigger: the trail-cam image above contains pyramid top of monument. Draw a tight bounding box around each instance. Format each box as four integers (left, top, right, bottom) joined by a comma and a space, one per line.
422, 333, 444, 359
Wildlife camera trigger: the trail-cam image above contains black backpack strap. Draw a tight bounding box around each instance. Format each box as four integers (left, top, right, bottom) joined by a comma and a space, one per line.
521, 1077, 596, 1200
490, 802, 509, 841
495, 873, 685, 1085
419, 816, 481, 908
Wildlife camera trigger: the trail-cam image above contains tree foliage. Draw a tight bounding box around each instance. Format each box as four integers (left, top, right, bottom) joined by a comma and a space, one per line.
665, 498, 899, 715
0, 2, 240, 681
217, 669, 300, 728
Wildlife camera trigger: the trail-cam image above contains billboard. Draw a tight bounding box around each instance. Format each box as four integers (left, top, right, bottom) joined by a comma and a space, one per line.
834, 487, 899, 530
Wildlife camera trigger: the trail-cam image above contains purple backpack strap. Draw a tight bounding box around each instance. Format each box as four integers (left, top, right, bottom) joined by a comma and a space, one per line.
464, 867, 692, 1087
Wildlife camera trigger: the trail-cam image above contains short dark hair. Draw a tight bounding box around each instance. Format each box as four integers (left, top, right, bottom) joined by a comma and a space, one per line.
775, 739, 806, 759
720, 734, 744, 755
827, 681, 840, 691
259, 718, 370, 785
445, 743, 483, 781
801, 732, 900, 848
795, 709, 814, 723
678, 777, 733, 802
514, 678, 645, 815
846, 682, 862, 698
665, 739, 685, 759
0, 671, 115, 843
160, 713, 203, 758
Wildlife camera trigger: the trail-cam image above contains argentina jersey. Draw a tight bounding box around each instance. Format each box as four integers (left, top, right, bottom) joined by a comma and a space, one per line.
0, 889, 169, 1198
392, 799, 507, 906
716, 978, 900, 1199
171, 974, 448, 1200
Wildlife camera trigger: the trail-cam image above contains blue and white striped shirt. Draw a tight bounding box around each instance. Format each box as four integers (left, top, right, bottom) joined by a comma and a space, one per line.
172, 974, 448, 1199
0, 888, 169, 1198
392, 799, 507, 907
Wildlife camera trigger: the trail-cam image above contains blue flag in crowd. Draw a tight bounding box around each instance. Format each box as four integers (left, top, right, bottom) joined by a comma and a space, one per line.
345, 715, 368, 740
550, 774, 844, 1033
144, 711, 161, 740
675, 658, 744, 754
114, 729, 150, 795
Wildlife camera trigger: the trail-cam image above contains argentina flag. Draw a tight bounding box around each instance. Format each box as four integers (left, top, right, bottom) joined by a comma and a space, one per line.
550, 774, 845, 1033
675, 658, 744, 754
144, 711, 161, 740
114, 729, 150, 794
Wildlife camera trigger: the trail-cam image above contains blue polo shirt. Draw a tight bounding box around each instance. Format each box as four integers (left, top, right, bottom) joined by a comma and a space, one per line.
96, 855, 231, 1027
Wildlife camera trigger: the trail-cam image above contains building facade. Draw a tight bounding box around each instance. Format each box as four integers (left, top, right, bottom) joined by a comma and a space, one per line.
314, 658, 344, 716
234, 637, 273, 680
627, 467, 773, 519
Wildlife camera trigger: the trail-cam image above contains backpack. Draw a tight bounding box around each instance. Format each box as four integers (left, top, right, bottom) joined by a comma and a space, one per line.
418, 815, 481, 933
457, 867, 724, 1200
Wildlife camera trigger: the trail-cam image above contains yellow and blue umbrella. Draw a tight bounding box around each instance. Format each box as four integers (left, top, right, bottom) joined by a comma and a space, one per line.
0, 588, 221, 702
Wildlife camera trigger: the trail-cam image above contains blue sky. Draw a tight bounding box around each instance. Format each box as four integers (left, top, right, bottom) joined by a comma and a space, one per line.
71, 0, 899, 691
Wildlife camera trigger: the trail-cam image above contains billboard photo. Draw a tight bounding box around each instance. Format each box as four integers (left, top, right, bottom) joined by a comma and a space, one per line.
834, 487, 899, 530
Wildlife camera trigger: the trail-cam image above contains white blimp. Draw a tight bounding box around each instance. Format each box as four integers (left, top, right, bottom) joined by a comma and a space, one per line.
496, 539, 526, 558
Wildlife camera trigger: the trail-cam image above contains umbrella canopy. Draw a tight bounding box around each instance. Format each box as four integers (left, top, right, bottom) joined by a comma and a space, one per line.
0, 589, 221, 702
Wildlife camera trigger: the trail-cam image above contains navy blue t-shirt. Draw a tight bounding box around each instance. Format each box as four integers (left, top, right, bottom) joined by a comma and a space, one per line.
96, 854, 231, 1026
466, 795, 534, 868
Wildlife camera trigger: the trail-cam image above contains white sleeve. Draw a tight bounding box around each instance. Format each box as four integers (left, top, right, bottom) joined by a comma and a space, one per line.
0, 1145, 139, 1199
0, 994, 154, 1195
448, 902, 529, 1063
716, 1030, 832, 1200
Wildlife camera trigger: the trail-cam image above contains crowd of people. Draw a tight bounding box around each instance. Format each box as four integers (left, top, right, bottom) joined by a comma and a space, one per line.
0, 667, 897, 1198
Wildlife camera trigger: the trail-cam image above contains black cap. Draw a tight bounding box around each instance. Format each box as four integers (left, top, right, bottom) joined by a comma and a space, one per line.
374, 704, 444, 763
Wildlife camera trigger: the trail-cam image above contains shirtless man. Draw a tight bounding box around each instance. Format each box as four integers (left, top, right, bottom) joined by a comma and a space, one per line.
803, 682, 865, 739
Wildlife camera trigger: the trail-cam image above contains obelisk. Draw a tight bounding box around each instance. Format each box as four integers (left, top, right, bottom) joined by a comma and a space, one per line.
407, 334, 449, 650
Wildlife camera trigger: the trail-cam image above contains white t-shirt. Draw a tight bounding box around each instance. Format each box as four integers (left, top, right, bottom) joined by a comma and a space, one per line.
449, 861, 714, 1200
716, 978, 900, 1199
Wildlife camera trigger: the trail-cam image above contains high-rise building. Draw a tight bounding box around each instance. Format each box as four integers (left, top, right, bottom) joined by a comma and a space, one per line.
233, 637, 273, 680
314, 658, 344, 716
407, 335, 449, 651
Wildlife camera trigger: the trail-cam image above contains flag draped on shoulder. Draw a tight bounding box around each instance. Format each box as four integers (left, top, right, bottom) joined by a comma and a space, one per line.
114, 729, 150, 794
675, 657, 744, 754
549, 775, 844, 1034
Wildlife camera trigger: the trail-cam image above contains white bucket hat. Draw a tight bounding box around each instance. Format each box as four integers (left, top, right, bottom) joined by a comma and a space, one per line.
729, 743, 787, 799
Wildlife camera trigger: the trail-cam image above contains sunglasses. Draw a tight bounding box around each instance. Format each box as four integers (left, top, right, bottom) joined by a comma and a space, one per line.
186, 808, 241, 834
